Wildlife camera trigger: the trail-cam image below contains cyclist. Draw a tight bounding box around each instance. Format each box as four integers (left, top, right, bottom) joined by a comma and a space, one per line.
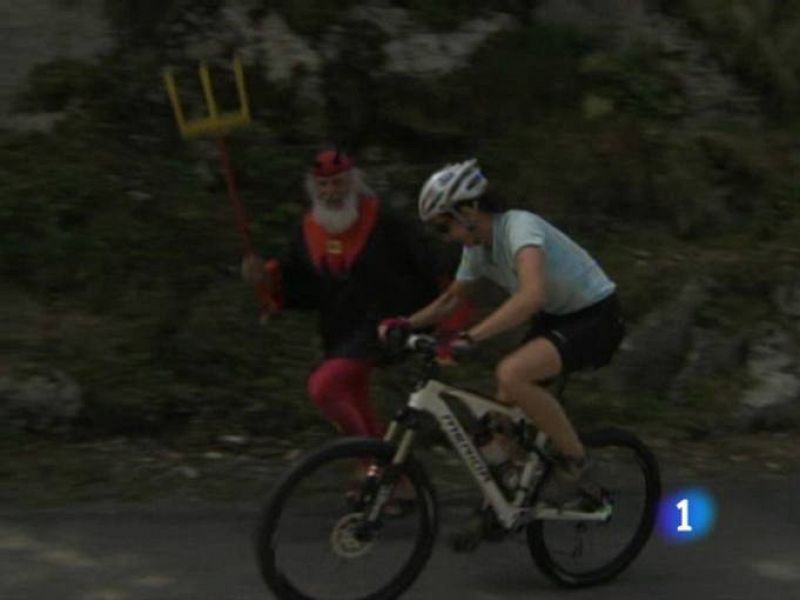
380, 159, 625, 510
242, 148, 469, 441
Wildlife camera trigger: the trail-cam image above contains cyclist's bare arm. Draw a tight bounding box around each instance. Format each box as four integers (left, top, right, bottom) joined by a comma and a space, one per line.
408, 279, 476, 330
467, 246, 544, 342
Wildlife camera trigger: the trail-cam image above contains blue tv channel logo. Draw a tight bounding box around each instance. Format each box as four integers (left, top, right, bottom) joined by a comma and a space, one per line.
657, 487, 717, 543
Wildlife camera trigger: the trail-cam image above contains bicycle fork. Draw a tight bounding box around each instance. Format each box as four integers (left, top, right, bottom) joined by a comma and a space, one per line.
347, 415, 418, 534
362, 430, 415, 522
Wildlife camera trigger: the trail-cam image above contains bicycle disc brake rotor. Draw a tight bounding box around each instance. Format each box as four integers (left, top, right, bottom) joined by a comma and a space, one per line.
330, 513, 375, 559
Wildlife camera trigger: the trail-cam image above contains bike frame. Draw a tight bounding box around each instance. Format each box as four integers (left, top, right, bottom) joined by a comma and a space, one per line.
385, 379, 612, 528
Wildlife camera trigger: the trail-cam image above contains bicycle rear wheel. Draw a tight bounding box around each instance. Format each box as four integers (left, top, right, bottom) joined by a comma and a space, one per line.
527, 428, 660, 587
256, 437, 437, 600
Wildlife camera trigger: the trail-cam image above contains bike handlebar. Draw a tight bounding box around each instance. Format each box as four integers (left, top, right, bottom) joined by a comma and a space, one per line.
405, 333, 438, 354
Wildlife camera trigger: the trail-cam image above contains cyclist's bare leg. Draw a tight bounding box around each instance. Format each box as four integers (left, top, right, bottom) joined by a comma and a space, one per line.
495, 337, 585, 460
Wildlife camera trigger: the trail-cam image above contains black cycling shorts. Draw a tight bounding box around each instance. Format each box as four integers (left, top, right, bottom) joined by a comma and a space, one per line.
523, 292, 625, 373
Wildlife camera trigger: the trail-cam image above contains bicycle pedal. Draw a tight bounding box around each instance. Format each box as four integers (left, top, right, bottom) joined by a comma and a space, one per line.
447, 508, 509, 553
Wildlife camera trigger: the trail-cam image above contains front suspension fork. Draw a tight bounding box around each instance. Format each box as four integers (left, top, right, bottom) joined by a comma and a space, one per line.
359, 416, 417, 525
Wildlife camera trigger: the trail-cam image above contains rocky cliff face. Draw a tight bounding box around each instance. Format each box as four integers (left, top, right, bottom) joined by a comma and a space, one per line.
0, 0, 111, 127
536, 0, 759, 122
0, 1, 763, 127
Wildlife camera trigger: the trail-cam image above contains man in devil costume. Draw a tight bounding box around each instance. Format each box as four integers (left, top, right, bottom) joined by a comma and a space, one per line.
244, 148, 468, 437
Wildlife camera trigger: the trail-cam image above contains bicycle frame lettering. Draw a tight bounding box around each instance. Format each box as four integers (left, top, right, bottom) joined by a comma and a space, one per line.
400, 380, 530, 528
439, 412, 493, 483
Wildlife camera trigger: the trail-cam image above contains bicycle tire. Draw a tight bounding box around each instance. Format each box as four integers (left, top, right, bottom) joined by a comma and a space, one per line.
527, 428, 661, 588
255, 437, 438, 600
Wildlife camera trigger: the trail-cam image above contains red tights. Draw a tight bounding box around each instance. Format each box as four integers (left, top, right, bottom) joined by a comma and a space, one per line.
307, 358, 382, 437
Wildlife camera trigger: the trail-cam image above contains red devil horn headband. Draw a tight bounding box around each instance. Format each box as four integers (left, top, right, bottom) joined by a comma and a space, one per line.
313, 149, 355, 177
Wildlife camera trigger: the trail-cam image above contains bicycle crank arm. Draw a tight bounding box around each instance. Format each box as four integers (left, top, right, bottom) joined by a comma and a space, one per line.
527, 502, 613, 522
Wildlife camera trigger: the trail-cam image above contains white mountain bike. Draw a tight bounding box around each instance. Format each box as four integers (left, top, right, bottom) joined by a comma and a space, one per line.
255, 334, 660, 600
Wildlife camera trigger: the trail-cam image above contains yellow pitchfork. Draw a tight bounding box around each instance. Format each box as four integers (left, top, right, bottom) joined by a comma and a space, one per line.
163, 56, 277, 319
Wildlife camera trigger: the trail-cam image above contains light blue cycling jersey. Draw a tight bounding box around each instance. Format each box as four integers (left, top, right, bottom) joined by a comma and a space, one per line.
455, 210, 615, 315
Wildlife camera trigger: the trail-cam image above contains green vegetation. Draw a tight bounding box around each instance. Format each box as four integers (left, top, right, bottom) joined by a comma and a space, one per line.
675, 0, 800, 117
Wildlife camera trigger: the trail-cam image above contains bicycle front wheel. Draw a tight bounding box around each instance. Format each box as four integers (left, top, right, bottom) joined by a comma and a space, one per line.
527, 428, 661, 588
255, 437, 438, 600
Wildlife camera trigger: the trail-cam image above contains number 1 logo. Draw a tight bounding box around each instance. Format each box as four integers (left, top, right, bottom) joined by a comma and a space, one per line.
657, 488, 716, 542
676, 498, 692, 532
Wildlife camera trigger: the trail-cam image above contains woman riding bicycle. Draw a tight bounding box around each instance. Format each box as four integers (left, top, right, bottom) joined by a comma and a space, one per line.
380, 159, 625, 508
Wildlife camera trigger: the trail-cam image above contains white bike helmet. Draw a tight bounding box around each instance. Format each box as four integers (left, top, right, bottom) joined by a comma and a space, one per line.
418, 159, 488, 222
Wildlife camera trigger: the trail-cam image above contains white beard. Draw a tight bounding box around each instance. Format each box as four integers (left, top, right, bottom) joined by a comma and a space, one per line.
312, 191, 360, 234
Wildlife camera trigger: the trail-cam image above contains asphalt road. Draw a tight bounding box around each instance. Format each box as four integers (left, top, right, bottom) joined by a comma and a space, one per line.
2, 466, 799, 600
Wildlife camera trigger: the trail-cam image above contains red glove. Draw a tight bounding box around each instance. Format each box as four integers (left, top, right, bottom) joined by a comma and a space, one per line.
378, 317, 411, 342
436, 331, 476, 365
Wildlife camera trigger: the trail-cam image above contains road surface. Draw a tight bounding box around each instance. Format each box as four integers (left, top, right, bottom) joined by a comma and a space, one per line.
2, 463, 798, 600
